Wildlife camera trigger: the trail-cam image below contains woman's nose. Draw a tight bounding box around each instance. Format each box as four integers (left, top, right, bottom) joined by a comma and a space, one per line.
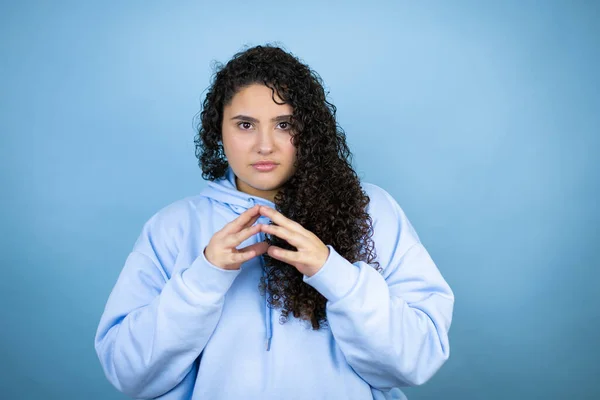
256, 129, 274, 154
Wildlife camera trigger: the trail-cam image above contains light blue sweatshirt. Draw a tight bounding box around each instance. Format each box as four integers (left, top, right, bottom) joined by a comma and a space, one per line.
94, 167, 454, 400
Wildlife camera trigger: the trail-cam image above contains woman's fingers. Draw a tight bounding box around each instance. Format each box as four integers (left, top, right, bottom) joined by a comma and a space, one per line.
259, 206, 303, 233
242, 212, 262, 231
205, 205, 271, 270
267, 245, 300, 263
227, 241, 269, 264
228, 223, 262, 247
237, 241, 270, 260
261, 224, 303, 247
222, 205, 260, 235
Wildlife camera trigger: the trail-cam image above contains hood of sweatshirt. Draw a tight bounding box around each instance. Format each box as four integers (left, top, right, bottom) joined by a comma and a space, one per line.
202, 166, 278, 215
198, 166, 277, 351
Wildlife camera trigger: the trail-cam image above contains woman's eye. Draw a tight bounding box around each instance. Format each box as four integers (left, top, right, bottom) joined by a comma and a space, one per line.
238, 122, 253, 130
278, 122, 291, 130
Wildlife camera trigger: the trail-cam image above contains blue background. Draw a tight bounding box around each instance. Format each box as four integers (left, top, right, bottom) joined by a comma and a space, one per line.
1, 1, 598, 399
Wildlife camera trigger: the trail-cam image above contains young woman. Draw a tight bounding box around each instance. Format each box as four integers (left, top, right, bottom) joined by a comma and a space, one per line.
95, 44, 454, 400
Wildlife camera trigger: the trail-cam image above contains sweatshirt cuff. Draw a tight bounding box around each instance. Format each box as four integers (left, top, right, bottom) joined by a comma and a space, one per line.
303, 245, 360, 302
181, 247, 242, 296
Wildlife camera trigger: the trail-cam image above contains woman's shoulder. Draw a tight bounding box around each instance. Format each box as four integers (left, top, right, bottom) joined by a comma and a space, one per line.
360, 180, 422, 244
141, 194, 211, 234
360, 181, 402, 218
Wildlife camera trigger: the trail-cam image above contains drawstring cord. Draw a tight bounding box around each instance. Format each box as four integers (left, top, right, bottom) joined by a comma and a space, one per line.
260, 231, 273, 351
265, 285, 272, 351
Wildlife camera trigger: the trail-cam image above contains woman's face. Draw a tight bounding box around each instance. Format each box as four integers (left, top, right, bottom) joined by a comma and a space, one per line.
221, 83, 297, 202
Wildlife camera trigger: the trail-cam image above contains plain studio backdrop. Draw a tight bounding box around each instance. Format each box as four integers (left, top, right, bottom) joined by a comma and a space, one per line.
1, 1, 598, 399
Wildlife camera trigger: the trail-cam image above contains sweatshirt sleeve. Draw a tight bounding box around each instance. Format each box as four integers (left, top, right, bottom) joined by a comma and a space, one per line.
94, 203, 241, 399
303, 185, 454, 389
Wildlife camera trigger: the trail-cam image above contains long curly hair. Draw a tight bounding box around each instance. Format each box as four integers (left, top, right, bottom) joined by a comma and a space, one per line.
194, 44, 381, 330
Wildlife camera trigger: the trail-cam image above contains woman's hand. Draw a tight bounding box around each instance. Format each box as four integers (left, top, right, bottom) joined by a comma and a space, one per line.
204, 205, 269, 270
258, 206, 329, 277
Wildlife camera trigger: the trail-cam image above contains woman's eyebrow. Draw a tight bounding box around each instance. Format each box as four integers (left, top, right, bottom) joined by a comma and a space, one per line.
231, 114, 292, 123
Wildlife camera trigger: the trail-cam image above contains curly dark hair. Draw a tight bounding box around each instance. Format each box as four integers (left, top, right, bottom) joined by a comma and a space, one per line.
194, 43, 381, 330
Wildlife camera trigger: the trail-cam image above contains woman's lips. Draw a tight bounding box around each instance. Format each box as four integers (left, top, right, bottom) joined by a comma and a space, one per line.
252, 162, 278, 172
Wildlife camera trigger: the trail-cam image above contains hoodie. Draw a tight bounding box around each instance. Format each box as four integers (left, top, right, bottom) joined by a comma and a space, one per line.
94, 166, 454, 400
